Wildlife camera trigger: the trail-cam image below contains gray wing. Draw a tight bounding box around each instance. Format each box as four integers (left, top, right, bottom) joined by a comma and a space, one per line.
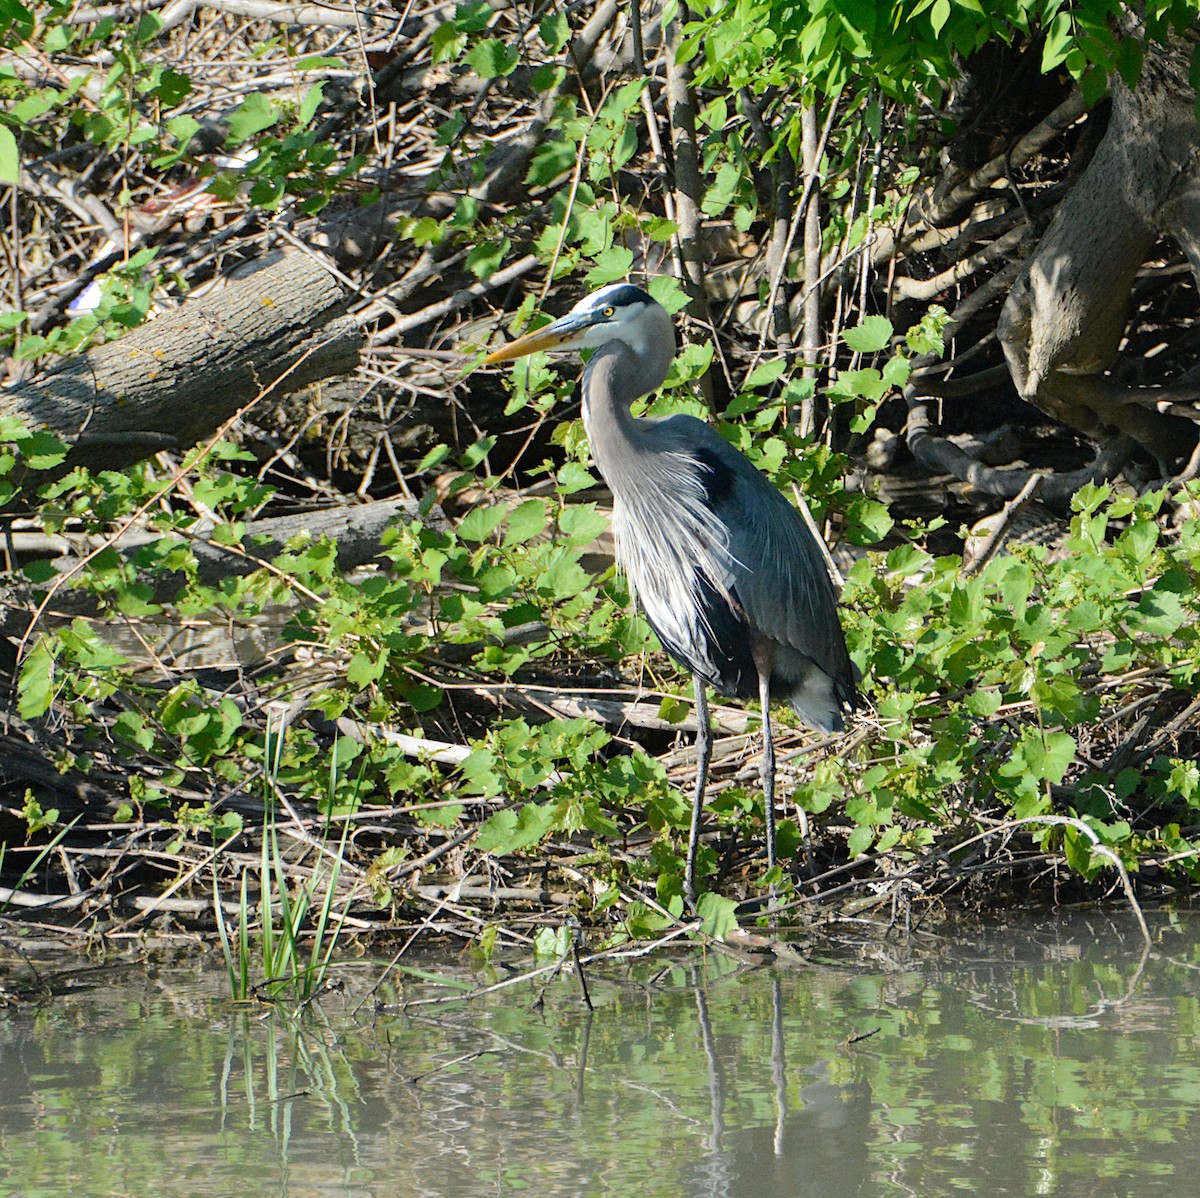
656, 415, 854, 690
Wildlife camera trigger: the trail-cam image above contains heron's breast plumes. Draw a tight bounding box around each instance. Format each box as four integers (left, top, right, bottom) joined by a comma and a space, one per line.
607, 449, 747, 680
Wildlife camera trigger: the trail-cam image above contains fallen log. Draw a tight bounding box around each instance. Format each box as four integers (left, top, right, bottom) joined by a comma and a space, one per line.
1, 252, 363, 474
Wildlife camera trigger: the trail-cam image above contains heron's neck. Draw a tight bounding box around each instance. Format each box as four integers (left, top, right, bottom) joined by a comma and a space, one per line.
580, 341, 668, 483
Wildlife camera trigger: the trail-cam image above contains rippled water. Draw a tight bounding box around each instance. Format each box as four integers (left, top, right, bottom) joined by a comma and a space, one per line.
2, 907, 1199, 1196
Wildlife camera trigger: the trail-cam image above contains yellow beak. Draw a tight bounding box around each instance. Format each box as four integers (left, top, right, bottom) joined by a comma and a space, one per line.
482, 312, 595, 363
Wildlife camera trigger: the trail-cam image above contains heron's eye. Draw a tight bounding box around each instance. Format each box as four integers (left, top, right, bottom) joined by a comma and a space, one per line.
602, 306, 615, 318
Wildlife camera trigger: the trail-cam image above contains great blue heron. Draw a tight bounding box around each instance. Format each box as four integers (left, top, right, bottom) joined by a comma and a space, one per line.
484, 282, 858, 907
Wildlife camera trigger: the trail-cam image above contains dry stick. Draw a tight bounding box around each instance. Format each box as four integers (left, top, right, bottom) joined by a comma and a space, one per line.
663, 7, 716, 404
389, 829, 477, 879
106, 828, 245, 932
639, 44, 684, 285
859, 132, 883, 317
373, 254, 541, 343
336, 717, 473, 766
745, 97, 840, 378
926, 91, 1090, 229
892, 222, 1030, 302
959, 471, 1047, 577
740, 90, 797, 382
798, 102, 823, 437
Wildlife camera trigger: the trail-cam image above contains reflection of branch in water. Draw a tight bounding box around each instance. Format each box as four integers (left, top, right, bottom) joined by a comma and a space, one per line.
574, 1008, 593, 1111
1004, 940, 1151, 1030
407, 1049, 502, 1085
964, 922, 1153, 1031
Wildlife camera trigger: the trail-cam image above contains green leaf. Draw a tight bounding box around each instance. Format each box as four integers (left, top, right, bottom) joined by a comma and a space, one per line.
19, 430, 68, 470
464, 39, 518, 78
1130, 587, 1186, 638
454, 1, 493, 32
292, 55, 345, 70
153, 67, 191, 107
557, 503, 607, 544
347, 649, 387, 687
696, 892, 739, 938
648, 275, 689, 314
744, 358, 787, 389
17, 638, 55, 719
539, 11, 570, 50
0, 0, 33, 27
845, 495, 893, 544
431, 21, 466, 63
526, 138, 577, 188
297, 81, 324, 127
701, 161, 741, 216
503, 498, 548, 546
556, 461, 597, 494
466, 237, 508, 279
227, 93, 280, 144
827, 367, 888, 401
842, 315, 894, 353
1041, 12, 1074, 72
585, 246, 634, 287
847, 823, 874, 856
476, 801, 559, 853
0, 124, 17, 184
458, 503, 507, 542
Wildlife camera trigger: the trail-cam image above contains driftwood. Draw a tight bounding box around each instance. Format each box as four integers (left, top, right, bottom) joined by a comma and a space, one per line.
1, 253, 363, 474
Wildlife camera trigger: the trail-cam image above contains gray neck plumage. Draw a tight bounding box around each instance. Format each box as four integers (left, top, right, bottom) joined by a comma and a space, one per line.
580, 331, 674, 489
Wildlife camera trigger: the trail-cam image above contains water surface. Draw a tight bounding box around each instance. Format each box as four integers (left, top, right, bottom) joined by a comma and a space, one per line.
2, 908, 1199, 1196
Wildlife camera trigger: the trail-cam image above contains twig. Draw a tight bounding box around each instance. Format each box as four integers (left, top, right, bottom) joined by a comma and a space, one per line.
960, 471, 1047, 576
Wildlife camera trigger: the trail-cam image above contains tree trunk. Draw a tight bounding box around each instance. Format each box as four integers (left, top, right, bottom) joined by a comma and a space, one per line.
997, 44, 1200, 465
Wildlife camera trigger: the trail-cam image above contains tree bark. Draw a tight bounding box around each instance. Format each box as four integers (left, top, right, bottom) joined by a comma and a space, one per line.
2, 252, 363, 474
997, 44, 1200, 465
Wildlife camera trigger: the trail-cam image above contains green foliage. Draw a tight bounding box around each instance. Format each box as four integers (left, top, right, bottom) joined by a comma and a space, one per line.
839, 480, 1200, 867
9, 304, 1200, 938
680, 0, 1198, 109
9, 0, 1200, 937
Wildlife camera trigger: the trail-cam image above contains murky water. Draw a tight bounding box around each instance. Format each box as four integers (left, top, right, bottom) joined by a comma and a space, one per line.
3, 908, 1200, 1196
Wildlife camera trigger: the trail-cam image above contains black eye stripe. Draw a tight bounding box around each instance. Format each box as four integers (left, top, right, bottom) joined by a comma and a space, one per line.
592, 284, 651, 310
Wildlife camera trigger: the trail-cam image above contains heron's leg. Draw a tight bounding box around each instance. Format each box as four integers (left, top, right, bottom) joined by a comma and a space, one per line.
751, 640, 780, 906
756, 664, 776, 875
685, 672, 713, 910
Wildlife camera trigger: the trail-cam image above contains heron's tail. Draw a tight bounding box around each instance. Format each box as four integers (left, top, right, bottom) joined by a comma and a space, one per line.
778, 657, 858, 734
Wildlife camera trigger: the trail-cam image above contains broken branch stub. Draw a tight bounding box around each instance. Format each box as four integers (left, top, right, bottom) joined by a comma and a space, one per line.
1, 252, 363, 473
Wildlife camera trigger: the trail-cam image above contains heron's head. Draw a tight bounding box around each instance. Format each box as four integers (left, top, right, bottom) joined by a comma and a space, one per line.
483, 283, 674, 365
